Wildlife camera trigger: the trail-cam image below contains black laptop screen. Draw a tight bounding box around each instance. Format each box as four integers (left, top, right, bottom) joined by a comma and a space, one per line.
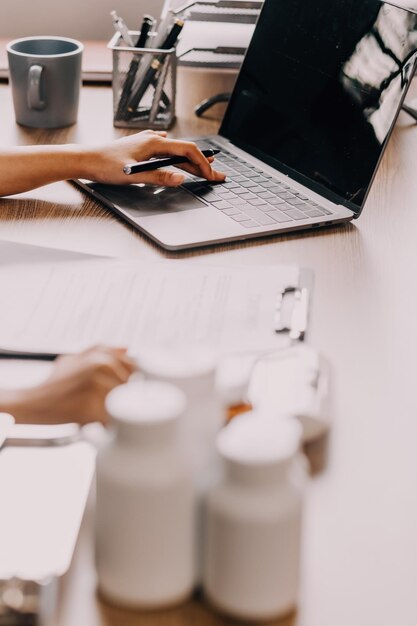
220, 0, 417, 212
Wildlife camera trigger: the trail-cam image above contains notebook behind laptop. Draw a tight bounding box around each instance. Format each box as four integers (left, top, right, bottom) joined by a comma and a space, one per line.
76, 0, 417, 250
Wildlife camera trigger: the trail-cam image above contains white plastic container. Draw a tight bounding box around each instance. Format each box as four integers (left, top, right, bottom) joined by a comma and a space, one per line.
248, 345, 330, 442
95, 380, 194, 609
137, 348, 223, 582
203, 412, 306, 621
137, 348, 223, 486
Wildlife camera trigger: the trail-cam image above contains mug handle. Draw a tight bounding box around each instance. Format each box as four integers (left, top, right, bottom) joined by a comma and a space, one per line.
27, 64, 46, 111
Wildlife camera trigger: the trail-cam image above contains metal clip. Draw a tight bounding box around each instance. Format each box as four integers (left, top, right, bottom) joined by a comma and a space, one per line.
274, 286, 309, 341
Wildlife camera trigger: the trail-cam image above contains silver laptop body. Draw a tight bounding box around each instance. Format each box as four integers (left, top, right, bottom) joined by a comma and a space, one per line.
76, 0, 417, 251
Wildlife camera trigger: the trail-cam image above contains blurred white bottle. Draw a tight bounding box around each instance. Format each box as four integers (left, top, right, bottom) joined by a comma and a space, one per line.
137, 348, 222, 477
137, 348, 223, 582
95, 380, 194, 609
203, 412, 306, 621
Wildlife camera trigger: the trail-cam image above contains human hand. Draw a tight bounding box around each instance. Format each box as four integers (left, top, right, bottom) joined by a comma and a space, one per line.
3, 346, 137, 425
81, 129, 226, 187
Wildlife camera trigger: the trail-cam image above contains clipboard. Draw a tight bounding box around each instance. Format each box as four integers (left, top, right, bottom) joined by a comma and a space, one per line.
0, 259, 313, 359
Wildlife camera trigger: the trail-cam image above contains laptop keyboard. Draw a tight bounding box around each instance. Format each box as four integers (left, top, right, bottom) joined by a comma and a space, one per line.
182, 141, 333, 229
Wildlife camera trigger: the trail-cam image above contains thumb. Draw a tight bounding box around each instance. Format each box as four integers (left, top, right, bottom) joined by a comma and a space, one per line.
131, 169, 185, 187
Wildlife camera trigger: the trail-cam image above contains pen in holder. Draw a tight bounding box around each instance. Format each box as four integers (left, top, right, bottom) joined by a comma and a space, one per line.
108, 32, 177, 130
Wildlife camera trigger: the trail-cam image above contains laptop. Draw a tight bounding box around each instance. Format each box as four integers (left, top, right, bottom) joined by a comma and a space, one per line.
76, 0, 417, 251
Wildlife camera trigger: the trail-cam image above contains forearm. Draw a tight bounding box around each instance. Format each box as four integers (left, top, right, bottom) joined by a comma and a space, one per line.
0, 132, 225, 196
0, 144, 92, 197
0, 388, 39, 424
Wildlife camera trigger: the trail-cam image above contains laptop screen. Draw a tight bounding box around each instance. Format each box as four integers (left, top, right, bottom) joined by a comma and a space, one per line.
220, 0, 417, 212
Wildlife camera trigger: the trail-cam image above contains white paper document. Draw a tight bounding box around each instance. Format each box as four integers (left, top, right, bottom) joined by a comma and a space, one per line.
0, 239, 101, 266
0, 260, 303, 357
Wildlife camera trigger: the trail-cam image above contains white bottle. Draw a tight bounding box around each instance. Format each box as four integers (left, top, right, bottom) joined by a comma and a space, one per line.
203, 412, 306, 621
137, 348, 223, 583
95, 380, 194, 609
137, 348, 222, 486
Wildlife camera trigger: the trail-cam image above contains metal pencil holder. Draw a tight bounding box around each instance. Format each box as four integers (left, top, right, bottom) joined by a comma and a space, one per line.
108, 32, 177, 130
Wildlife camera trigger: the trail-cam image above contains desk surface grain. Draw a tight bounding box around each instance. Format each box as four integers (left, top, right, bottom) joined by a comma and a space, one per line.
1, 82, 417, 626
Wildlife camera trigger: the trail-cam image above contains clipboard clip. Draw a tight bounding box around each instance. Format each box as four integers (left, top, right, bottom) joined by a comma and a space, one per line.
274, 286, 309, 341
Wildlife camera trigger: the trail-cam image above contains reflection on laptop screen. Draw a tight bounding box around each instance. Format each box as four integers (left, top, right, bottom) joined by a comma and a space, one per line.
220, 0, 417, 210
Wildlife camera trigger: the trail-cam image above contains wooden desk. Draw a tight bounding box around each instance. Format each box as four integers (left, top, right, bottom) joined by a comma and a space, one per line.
1, 82, 417, 626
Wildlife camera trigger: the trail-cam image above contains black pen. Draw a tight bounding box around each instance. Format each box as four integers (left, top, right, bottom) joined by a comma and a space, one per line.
0, 349, 59, 361
123, 148, 220, 175
136, 15, 155, 48
126, 18, 185, 115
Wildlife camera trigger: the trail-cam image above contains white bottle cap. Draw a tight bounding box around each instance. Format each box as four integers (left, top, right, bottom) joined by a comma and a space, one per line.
217, 411, 302, 465
106, 380, 186, 426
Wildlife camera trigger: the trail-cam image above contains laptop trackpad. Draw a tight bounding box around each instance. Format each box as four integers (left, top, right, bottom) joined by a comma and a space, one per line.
88, 182, 206, 218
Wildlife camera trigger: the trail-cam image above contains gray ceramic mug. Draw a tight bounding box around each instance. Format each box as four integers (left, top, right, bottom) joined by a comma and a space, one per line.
7, 36, 83, 128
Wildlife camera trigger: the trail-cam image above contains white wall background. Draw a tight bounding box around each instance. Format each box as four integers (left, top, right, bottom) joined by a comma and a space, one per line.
0, 0, 166, 40
1, 0, 417, 41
